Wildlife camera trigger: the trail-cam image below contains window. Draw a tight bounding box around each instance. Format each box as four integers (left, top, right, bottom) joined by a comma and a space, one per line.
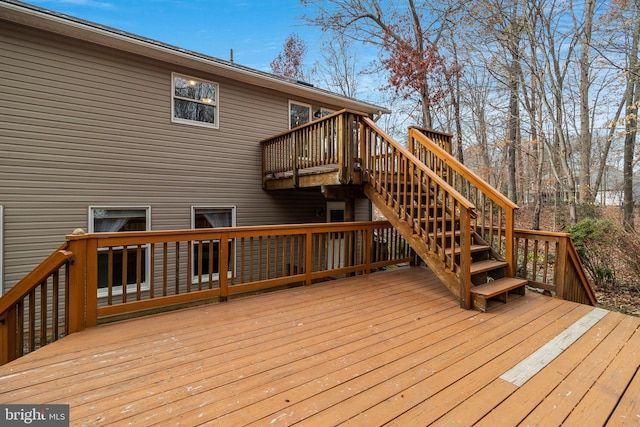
320, 108, 334, 118
172, 73, 219, 128
191, 206, 235, 279
289, 101, 311, 129
89, 207, 150, 296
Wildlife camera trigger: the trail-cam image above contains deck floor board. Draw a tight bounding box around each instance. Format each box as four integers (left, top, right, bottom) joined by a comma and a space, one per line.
1, 266, 639, 426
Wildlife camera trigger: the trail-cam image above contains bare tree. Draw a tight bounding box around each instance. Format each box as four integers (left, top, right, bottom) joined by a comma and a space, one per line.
313, 34, 360, 98
301, 0, 461, 129
270, 33, 308, 81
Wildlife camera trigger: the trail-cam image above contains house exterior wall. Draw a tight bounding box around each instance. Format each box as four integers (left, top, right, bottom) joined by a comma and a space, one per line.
0, 20, 370, 291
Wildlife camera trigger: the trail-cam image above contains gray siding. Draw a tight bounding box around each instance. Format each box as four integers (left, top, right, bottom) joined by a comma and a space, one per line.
0, 20, 370, 290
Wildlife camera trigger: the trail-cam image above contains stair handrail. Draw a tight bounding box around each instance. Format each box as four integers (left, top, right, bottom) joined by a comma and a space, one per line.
408, 127, 518, 276
360, 117, 478, 308
0, 243, 72, 316
410, 126, 454, 154
0, 243, 74, 364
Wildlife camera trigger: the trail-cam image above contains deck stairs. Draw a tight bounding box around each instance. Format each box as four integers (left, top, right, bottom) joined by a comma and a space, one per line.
364, 180, 525, 311
359, 121, 526, 311
261, 110, 529, 311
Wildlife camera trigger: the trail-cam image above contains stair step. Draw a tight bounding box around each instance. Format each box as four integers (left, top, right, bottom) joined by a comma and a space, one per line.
429, 229, 461, 238
444, 244, 490, 256
470, 259, 507, 275
471, 277, 528, 298
470, 277, 528, 312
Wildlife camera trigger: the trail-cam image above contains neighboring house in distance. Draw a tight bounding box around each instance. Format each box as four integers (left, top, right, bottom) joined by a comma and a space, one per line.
0, 0, 389, 293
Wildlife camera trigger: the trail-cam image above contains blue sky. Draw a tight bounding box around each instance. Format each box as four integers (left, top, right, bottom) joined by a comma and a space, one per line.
24, 0, 322, 72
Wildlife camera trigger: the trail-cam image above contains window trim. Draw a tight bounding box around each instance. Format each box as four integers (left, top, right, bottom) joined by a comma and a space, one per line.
88, 206, 151, 298
289, 100, 312, 129
171, 72, 219, 129
191, 205, 236, 282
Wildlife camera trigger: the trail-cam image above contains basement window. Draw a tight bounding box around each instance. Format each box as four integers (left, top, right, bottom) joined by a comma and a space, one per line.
172, 73, 219, 128
89, 206, 151, 297
191, 206, 236, 281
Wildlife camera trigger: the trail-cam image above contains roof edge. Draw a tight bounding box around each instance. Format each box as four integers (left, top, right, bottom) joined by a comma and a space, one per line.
0, 0, 391, 115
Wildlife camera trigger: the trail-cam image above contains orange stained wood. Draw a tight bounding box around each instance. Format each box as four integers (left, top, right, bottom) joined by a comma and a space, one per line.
0, 267, 638, 426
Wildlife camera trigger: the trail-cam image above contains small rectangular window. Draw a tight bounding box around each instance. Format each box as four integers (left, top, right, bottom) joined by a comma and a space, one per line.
89, 206, 151, 296
289, 101, 311, 129
172, 73, 219, 128
191, 206, 235, 280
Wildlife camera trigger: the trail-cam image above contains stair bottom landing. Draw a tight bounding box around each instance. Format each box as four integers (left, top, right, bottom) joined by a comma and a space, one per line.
471, 277, 528, 312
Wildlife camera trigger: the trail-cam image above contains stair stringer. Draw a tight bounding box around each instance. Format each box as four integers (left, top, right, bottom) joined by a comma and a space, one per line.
364, 185, 463, 302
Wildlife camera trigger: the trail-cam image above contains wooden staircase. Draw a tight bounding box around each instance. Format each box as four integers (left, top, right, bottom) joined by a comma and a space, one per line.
260, 109, 536, 311
360, 121, 526, 311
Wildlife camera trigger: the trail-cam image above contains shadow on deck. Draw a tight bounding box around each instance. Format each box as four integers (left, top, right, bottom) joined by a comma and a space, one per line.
1, 266, 638, 426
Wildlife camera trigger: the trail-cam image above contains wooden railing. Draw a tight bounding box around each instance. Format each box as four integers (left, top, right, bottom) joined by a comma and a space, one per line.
411, 127, 453, 154
0, 244, 74, 365
261, 109, 365, 187
0, 221, 412, 365
408, 127, 519, 276
513, 229, 596, 305
360, 117, 477, 308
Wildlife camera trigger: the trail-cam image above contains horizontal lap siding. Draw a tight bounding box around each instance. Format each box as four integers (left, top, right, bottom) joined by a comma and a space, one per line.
0, 21, 333, 290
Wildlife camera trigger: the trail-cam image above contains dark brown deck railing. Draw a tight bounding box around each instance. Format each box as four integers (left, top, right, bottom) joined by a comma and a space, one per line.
0, 221, 411, 365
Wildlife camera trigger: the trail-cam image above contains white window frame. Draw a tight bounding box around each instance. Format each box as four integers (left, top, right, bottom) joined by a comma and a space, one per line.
191, 206, 236, 282
289, 100, 312, 129
320, 108, 334, 118
171, 73, 219, 129
88, 206, 151, 298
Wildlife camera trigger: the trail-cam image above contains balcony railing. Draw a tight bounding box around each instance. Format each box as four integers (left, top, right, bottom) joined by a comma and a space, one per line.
0, 221, 412, 365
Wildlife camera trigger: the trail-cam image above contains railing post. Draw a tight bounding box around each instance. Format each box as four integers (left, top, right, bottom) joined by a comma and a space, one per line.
505, 209, 515, 277
555, 236, 569, 300
85, 236, 98, 328
67, 235, 87, 333
365, 226, 373, 273
0, 308, 17, 365
291, 134, 299, 188
459, 208, 472, 309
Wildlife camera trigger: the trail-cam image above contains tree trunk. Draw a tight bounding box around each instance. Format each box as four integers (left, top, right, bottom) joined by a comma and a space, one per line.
507, 51, 520, 203
578, 0, 595, 205
623, 2, 640, 231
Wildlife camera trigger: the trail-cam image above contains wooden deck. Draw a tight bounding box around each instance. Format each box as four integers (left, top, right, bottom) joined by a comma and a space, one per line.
1, 266, 639, 426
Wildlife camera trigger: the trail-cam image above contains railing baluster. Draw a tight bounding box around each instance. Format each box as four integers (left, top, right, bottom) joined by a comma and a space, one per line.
39, 282, 47, 349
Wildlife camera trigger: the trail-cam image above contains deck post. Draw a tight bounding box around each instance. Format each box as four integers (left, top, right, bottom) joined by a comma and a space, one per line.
67, 236, 87, 333
0, 308, 17, 365
555, 236, 569, 300
459, 208, 472, 309
292, 133, 299, 188
85, 236, 98, 328
505, 208, 515, 277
